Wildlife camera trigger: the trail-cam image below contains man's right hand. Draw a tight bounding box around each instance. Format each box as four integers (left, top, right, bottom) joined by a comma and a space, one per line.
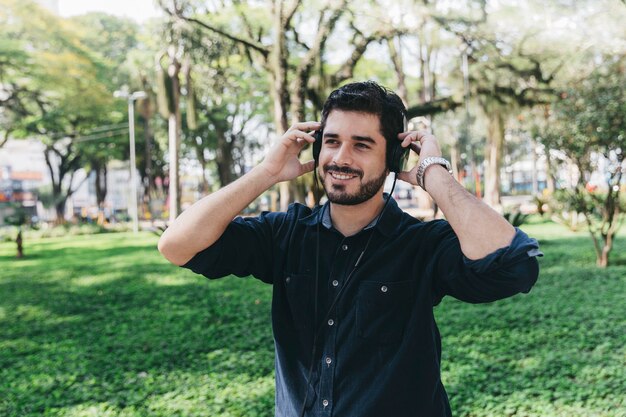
159, 121, 321, 266
258, 121, 321, 183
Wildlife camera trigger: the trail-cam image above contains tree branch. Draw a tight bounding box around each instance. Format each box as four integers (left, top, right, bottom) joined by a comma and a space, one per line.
406, 96, 462, 118
0, 130, 9, 147
161, 6, 271, 59
295, 2, 347, 83
232, 0, 261, 44
388, 38, 408, 105
331, 24, 407, 85
283, 0, 303, 27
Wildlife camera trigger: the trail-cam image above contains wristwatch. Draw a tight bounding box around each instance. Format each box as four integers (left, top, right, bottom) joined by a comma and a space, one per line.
416, 156, 453, 189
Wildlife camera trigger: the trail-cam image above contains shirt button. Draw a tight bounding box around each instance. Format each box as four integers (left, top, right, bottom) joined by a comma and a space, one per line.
328, 319, 334, 326
285, 276, 291, 284
381, 285, 388, 293
325, 357, 332, 365
341, 244, 348, 251
332, 280, 339, 287
322, 399, 329, 407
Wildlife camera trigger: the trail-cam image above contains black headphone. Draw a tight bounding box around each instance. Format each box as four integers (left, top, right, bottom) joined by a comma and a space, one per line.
312, 115, 409, 173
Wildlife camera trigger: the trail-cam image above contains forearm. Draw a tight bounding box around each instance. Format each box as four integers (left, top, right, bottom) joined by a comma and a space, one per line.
424, 165, 515, 260
158, 164, 278, 266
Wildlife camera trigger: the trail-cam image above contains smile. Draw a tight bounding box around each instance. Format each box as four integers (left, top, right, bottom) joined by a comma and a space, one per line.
329, 172, 358, 180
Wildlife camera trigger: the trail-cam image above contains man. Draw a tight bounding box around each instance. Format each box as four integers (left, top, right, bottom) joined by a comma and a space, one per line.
158, 81, 541, 417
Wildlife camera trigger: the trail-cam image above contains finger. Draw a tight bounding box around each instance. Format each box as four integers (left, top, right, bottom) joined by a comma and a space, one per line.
296, 130, 315, 143
287, 129, 317, 144
416, 131, 436, 143
288, 121, 321, 132
400, 131, 419, 148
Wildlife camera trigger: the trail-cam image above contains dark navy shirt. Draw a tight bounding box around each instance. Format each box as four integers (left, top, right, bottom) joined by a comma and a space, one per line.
182, 197, 541, 417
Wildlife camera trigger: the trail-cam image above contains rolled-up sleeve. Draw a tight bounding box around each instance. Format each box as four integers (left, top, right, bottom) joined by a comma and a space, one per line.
431, 226, 542, 304
181, 211, 283, 284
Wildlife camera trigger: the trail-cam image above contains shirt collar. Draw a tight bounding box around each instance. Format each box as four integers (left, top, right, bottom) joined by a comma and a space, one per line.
298, 194, 402, 237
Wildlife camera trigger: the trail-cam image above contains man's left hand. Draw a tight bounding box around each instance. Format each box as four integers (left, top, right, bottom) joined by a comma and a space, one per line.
396, 130, 442, 186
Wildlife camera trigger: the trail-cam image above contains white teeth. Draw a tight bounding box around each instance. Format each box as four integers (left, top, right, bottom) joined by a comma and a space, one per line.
330, 172, 355, 180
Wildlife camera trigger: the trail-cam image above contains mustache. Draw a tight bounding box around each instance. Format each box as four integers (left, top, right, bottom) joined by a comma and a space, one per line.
323, 164, 363, 178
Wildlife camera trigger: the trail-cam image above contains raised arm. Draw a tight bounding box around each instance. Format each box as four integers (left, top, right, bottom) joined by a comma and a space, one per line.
158, 121, 320, 266
397, 131, 515, 260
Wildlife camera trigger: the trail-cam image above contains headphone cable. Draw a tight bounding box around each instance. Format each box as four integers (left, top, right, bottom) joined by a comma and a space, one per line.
298, 175, 398, 417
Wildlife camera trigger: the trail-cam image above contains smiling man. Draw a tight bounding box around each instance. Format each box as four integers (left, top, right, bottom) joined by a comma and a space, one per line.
158, 81, 541, 417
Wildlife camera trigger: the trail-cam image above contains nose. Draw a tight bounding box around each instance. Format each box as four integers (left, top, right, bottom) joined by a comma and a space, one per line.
332, 143, 353, 166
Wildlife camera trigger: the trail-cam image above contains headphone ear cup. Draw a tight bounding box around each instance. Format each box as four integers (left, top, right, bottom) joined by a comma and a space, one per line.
387, 113, 409, 173
388, 142, 408, 173
312, 130, 322, 163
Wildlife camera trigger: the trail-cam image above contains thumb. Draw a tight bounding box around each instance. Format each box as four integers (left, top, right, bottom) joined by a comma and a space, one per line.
396, 170, 415, 185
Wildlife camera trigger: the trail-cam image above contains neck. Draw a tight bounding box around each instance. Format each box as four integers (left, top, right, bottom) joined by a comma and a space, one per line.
329, 192, 386, 237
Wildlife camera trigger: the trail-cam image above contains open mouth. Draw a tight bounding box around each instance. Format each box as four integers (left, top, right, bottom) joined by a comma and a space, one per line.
324, 164, 363, 182
329, 172, 358, 180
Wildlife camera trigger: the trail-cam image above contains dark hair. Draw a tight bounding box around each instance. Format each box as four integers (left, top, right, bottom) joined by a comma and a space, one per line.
319, 81, 407, 167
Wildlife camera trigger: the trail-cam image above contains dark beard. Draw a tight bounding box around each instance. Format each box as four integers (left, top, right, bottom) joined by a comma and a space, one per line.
322, 164, 387, 205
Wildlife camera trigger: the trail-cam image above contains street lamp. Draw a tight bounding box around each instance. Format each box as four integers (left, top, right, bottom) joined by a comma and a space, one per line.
114, 89, 147, 233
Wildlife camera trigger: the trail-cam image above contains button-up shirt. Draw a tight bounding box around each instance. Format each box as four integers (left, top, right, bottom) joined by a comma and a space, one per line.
183, 197, 541, 417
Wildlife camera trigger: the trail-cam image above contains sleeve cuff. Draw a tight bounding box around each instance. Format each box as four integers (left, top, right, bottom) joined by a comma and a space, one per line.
463, 228, 543, 274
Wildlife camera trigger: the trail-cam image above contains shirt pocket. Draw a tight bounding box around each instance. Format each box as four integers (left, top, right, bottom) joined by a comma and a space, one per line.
356, 280, 414, 346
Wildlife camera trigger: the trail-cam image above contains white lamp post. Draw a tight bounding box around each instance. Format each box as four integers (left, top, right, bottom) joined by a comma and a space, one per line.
114, 89, 147, 233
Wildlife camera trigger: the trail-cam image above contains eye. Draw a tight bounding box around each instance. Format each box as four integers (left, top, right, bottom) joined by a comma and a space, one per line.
324, 138, 338, 146
355, 143, 370, 149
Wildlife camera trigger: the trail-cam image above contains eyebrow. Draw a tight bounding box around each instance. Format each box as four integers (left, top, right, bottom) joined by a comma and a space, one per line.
324, 132, 377, 145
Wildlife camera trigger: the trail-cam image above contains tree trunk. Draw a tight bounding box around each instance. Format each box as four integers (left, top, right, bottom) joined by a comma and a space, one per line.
54, 199, 67, 225
194, 144, 210, 194
138, 75, 156, 205
215, 129, 236, 187
168, 113, 179, 221
143, 111, 155, 205
545, 150, 555, 193
94, 163, 108, 225
270, 0, 292, 211
216, 156, 235, 187
597, 243, 610, 268
44, 145, 69, 225
484, 110, 504, 209
388, 38, 408, 106
16, 229, 24, 258
531, 137, 538, 196
167, 46, 181, 221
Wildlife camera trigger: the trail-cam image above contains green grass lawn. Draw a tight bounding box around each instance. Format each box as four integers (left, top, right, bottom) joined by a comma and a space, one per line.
1, 221, 625, 417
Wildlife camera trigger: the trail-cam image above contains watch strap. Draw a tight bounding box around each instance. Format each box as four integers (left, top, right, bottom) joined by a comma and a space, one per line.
416, 156, 453, 189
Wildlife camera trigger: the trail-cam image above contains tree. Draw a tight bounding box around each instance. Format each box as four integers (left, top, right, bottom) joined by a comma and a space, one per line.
158, 0, 409, 208
180, 29, 271, 190
540, 57, 626, 267
1, 1, 124, 223
0, 1, 44, 147
70, 13, 141, 223
435, 13, 558, 207
124, 23, 169, 219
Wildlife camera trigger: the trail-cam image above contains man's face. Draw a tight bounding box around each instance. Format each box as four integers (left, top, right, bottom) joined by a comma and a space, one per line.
317, 110, 388, 205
